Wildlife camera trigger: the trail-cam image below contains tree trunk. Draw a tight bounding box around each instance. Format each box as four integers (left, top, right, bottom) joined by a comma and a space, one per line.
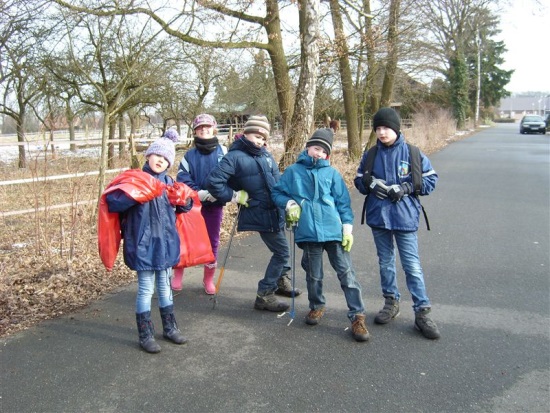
108, 119, 116, 169
265, 0, 294, 138
278, 0, 320, 169
118, 114, 126, 159
329, 0, 361, 159
379, 0, 400, 108
97, 110, 110, 201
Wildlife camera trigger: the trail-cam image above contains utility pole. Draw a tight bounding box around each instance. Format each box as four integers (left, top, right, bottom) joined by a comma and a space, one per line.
475, 28, 481, 127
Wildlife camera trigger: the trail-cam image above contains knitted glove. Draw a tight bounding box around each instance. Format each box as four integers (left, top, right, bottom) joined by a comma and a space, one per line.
198, 189, 217, 203
232, 190, 249, 207
342, 224, 354, 252
387, 182, 413, 202
285, 200, 301, 224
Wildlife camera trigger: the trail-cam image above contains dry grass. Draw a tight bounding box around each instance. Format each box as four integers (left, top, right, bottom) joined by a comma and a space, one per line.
0, 110, 470, 337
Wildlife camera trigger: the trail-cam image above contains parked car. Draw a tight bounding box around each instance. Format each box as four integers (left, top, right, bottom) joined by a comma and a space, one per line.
519, 115, 546, 134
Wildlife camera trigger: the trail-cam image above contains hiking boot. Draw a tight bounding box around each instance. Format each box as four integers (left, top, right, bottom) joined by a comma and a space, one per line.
351, 314, 370, 342
305, 307, 326, 325
254, 292, 290, 312
275, 274, 302, 297
374, 297, 400, 324
414, 308, 441, 339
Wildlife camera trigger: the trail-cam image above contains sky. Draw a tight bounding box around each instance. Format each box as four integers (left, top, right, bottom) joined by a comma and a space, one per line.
497, 0, 550, 94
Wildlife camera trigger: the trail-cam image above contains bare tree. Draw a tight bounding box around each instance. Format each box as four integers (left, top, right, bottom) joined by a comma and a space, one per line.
0, 1, 51, 167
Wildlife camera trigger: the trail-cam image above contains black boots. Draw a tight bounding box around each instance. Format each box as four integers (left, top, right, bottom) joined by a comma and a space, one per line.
160, 305, 188, 345
136, 306, 187, 353
136, 311, 161, 354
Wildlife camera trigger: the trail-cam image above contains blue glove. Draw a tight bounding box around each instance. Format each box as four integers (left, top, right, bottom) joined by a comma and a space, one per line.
388, 182, 413, 202
232, 190, 249, 207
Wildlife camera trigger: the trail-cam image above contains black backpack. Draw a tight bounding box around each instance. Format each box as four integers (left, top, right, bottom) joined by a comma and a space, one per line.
360, 143, 430, 230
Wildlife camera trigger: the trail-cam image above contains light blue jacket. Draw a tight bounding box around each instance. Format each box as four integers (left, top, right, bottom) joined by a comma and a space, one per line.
272, 150, 353, 243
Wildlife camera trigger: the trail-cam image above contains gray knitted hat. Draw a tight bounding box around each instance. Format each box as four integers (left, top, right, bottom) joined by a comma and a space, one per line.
306, 128, 334, 155
145, 134, 177, 167
373, 107, 401, 136
243, 115, 270, 140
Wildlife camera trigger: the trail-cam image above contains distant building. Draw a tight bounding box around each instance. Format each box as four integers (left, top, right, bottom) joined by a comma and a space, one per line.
497, 94, 550, 119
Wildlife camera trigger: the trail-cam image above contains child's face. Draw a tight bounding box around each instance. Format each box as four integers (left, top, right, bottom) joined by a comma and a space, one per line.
194, 124, 214, 139
147, 154, 170, 173
244, 132, 267, 148
307, 145, 328, 160
375, 126, 398, 146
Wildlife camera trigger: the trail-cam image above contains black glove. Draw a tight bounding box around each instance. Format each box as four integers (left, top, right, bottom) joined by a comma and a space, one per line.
387, 182, 413, 202
175, 198, 193, 214
363, 176, 388, 200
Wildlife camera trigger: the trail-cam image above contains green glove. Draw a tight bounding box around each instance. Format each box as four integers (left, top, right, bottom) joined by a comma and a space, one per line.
342, 234, 354, 252
285, 201, 301, 223
232, 190, 249, 207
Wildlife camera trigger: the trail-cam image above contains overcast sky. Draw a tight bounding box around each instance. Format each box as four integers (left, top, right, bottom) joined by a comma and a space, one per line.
497, 0, 549, 94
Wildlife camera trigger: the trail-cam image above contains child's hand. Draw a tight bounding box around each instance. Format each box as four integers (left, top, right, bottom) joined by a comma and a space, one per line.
342, 234, 354, 252
232, 190, 249, 207
387, 182, 412, 202
198, 190, 217, 203
285, 200, 301, 223
342, 223, 353, 252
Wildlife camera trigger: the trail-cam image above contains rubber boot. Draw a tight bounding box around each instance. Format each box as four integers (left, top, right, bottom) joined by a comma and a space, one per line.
136, 311, 161, 354
171, 268, 184, 291
203, 263, 216, 295
159, 305, 187, 344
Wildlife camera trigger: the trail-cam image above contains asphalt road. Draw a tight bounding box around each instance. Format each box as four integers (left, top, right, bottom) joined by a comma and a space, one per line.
1, 123, 548, 413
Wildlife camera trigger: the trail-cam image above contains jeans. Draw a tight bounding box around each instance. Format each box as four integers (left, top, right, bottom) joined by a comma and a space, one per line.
257, 231, 291, 294
135, 269, 173, 313
300, 241, 365, 321
371, 227, 431, 312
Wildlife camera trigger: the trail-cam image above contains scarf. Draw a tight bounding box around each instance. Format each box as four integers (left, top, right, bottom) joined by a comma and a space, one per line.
194, 137, 219, 154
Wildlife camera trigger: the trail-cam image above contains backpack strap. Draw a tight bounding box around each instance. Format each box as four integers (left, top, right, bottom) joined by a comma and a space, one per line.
360, 146, 378, 225
407, 143, 422, 196
407, 143, 430, 231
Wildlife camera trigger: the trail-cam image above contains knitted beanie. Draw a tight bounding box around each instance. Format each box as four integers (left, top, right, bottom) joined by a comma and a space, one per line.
163, 128, 179, 141
306, 128, 334, 155
145, 133, 178, 167
243, 115, 271, 140
192, 113, 217, 130
373, 107, 401, 136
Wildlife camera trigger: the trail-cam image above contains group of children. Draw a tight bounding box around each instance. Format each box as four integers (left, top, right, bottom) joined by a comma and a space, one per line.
101, 108, 440, 354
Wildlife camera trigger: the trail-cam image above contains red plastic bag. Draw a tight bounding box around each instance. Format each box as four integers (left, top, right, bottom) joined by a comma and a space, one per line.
97, 170, 166, 271
174, 192, 215, 268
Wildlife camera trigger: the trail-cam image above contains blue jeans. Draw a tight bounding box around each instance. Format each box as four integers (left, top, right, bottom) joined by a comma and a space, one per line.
300, 241, 365, 321
258, 231, 291, 294
135, 269, 173, 313
371, 228, 431, 312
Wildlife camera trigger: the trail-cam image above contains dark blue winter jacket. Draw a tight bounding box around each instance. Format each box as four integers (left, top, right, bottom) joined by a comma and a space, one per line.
206, 138, 285, 232
176, 143, 227, 207
105, 164, 181, 271
272, 150, 353, 243
354, 134, 438, 231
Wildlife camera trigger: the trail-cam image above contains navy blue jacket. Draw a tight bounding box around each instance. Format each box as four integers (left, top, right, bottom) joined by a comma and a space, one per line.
105, 164, 180, 271
176, 144, 227, 207
354, 134, 438, 231
206, 138, 285, 232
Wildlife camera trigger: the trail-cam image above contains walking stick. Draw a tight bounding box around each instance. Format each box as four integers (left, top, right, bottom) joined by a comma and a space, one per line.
277, 222, 297, 326
211, 205, 241, 309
